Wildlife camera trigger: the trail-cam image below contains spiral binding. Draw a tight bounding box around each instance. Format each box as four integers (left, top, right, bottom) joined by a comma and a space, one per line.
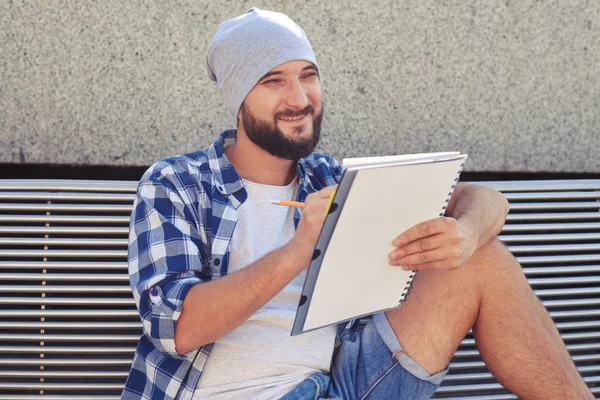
398, 161, 466, 304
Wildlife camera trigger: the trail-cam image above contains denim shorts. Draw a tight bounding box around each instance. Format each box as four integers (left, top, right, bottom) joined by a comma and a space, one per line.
280, 312, 448, 400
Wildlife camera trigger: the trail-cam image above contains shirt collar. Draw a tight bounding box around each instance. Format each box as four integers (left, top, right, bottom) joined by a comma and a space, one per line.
208, 130, 311, 196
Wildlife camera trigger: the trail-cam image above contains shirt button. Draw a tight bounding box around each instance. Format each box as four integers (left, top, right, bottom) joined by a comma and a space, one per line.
150, 287, 158, 296
214, 258, 220, 266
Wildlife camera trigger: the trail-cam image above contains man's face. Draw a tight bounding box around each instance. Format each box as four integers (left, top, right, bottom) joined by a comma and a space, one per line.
238, 60, 323, 160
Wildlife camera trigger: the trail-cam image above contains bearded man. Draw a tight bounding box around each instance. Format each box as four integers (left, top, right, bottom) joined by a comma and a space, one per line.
123, 8, 592, 400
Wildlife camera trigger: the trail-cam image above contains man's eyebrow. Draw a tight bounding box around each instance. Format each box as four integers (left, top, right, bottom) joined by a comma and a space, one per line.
259, 65, 319, 82
259, 71, 282, 81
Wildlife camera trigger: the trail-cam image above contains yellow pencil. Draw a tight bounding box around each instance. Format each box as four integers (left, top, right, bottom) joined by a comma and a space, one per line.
269, 200, 304, 208
270, 190, 337, 216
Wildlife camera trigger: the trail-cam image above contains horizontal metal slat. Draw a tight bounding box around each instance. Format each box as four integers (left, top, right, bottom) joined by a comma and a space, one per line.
0, 333, 139, 341
506, 212, 600, 221
560, 332, 600, 341
543, 298, 600, 308
0, 383, 125, 390
0, 273, 128, 281
0, 203, 133, 212
0, 249, 127, 258
507, 243, 600, 253
433, 394, 517, 400
0, 215, 130, 223
0, 358, 132, 365
500, 232, 600, 242
0, 285, 131, 293
523, 265, 600, 275
0, 226, 129, 234
0, 310, 137, 317
0, 297, 134, 305
517, 254, 600, 264
0, 396, 120, 400
0, 321, 141, 329
533, 287, 600, 297
0, 261, 127, 269
528, 276, 600, 286
0, 238, 128, 246
504, 191, 600, 200
502, 222, 600, 232
0, 179, 137, 191
0, 192, 135, 202
507, 202, 600, 210
548, 309, 600, 318
0, 370, 129, 378
435, 382, 506, 394
0, 345, 135, 353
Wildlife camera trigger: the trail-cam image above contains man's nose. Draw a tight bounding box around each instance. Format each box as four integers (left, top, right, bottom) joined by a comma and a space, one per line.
284, 80, 309, 110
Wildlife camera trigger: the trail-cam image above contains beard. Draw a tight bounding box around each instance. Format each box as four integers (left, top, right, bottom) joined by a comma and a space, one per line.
240, 103, 323, 161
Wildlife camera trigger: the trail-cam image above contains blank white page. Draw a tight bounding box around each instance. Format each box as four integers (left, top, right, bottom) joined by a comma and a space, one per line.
302, 156, 466, 331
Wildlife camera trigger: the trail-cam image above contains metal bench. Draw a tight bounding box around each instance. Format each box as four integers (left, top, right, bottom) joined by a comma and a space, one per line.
0, 178, 599, 399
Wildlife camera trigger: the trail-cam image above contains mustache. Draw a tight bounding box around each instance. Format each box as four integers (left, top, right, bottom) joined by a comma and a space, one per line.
274, 105, 315, 119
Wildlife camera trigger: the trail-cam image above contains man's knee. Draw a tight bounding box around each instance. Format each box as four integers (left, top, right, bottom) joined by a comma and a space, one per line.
466, 238, 529, 292
467, 238, 522, 275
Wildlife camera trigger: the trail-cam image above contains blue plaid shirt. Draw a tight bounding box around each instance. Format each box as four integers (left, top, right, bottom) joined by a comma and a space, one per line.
123, 130, 357, 399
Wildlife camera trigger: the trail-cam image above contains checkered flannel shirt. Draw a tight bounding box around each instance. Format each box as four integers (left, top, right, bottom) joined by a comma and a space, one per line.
123, 130, 358, 399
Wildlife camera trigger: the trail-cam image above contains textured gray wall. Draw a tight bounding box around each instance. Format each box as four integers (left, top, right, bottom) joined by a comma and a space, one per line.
1, 1, 599, 172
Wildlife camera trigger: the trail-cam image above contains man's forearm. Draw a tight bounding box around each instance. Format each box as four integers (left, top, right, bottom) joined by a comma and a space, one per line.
174, 238, 312, 355
448, 183, 509, 250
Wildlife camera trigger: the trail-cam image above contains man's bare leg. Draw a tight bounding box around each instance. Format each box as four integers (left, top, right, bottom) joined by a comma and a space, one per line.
385, 239, 592, 399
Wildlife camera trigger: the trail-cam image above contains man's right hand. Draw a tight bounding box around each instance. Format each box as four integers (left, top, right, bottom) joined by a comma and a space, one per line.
291, 185, 338, 259
175, 184, 338, 355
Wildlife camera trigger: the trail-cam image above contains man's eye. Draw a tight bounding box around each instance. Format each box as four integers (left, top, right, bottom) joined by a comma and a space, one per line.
264, 79, 280, 84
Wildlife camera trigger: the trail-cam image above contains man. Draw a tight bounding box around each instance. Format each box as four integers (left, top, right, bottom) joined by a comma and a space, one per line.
123, 8, 592, 400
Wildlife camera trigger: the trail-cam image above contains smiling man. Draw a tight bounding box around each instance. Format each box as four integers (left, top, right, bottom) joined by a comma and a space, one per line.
123, 8, 593, 400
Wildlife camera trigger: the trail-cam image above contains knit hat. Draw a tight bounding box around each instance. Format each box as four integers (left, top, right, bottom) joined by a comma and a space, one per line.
206, 7, 318, 119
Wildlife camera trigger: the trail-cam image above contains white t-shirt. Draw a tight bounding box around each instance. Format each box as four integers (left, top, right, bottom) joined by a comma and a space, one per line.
193, 177, 337, 399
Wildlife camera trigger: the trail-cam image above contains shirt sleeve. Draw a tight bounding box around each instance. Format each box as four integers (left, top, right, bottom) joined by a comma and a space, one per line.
128, 172, 211, 359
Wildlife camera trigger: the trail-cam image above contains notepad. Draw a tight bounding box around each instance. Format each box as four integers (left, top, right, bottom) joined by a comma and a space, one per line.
291, 152, 468, 335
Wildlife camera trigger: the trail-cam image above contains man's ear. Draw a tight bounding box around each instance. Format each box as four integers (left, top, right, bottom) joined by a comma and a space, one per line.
236, 105, 244, 130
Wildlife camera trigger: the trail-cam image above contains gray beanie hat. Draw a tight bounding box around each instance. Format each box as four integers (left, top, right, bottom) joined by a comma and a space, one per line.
206, 7, 318, 119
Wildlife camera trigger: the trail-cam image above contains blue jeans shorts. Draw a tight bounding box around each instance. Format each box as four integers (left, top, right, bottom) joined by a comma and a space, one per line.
280, 312, 448, 400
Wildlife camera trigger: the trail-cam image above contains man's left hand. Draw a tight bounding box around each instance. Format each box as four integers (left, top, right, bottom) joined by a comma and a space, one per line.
388, 217, 477, 270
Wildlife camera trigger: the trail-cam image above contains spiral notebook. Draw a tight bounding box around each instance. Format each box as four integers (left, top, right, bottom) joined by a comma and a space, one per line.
291, 152, 468, 335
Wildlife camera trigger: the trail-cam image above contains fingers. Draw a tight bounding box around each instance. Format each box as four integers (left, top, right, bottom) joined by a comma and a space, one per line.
389, 218, 464, 271
392, 217, 457, 247
306, 184, 338, 202
294, 186, 336, 252
389, 233, 455, 261
389, 244, 462, 270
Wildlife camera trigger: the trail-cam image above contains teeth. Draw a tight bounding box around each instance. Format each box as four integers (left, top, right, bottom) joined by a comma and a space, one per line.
280, 114, 305, 121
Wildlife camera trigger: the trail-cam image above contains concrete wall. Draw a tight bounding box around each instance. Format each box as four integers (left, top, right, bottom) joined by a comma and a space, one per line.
1, 0, 598, 172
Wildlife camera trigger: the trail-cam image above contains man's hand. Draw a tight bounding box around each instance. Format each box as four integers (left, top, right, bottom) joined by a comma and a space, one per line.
291, 185, 338, 256
388, 217, 478, 270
